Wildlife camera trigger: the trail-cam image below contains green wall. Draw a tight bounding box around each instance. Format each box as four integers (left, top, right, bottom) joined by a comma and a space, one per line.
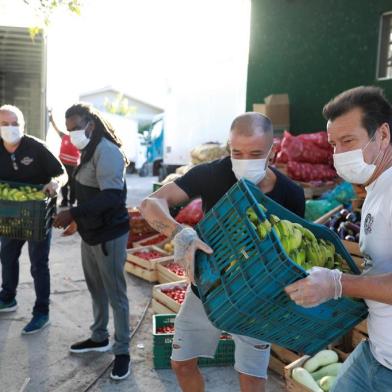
246, 0, 392, 133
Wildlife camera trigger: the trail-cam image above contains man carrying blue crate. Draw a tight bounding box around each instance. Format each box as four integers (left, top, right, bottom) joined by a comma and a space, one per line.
0, 105, 67, 334
141, 112, 305, 392
285, 86, 392, 391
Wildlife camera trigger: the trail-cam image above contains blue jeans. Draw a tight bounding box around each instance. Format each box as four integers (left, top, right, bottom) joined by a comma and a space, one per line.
0, 230, 52, 315
331, 340, 392, 392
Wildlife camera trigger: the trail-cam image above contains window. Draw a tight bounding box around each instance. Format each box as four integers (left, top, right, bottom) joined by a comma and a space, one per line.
377, 12, 392, 79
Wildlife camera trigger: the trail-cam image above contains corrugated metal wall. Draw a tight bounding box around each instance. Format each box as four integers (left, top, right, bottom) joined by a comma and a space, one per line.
0, 26, 46, 139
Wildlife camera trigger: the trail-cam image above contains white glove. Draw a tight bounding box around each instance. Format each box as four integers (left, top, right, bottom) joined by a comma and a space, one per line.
173, 227, 213, 284
42, 180, 60, 197
285, 267, 342, 308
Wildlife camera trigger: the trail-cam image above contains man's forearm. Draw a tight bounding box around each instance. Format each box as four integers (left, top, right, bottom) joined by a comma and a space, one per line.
140, 197, 182, 238
342, 272, 392, 305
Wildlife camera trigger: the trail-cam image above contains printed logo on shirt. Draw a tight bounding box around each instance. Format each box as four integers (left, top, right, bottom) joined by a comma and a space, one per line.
362, 253, 373, 270
21, 156, 34, 166
364, 213, 374, 235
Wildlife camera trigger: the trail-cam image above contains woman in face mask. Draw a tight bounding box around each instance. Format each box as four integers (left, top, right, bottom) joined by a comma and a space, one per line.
53, 103, 131, 381
285, 86, 392, 392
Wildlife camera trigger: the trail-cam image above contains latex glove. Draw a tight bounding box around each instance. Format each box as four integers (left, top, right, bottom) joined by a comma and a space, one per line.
285, 267, 342, 308
173, 227, 213, 284
42, 180, 59, 197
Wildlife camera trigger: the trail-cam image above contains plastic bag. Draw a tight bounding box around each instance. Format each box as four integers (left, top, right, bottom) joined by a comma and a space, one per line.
322, 182, 355, 205
287, 161, 337, 181
305, 199, 340, 221
175, 198, 204, 226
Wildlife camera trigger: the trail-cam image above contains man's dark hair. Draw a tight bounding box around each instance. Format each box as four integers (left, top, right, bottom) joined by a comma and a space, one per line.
65, 102, 128, 168
323, 86, 392, 138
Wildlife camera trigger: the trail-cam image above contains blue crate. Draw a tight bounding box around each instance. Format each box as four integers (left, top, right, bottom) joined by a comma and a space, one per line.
194, 179, 368, 355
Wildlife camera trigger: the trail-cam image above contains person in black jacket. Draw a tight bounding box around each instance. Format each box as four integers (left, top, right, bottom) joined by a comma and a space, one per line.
53, 103, 130, 381
0, 104, 67, 334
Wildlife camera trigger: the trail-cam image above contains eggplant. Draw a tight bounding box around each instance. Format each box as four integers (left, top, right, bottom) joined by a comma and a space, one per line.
346, 212, 358, 223
337, 222, 347, 239
344, 221, 360, 234
345, 235, 356, 242
339, 209, 350, 219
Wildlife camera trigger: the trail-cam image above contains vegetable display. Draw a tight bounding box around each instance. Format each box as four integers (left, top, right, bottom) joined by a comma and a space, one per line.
292, 349, 342, 392
0, 183, 46, 201
325, 209, 361, 243
247, 206, 347, 271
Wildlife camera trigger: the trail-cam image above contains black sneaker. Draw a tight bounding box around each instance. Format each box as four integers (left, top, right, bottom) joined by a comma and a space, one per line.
110, 354, 131, 380
69, 338, 111, 354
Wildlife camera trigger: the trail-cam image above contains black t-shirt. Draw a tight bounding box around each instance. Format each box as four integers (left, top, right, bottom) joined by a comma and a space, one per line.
175, 156, 305, 217
175, 156, 305, 297
0, 135, 65, 185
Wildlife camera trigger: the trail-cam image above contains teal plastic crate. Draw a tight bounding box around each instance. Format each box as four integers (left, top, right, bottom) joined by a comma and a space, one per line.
152, 314, 234, 369
0, 181, 55, 241
194, 179, 368, 355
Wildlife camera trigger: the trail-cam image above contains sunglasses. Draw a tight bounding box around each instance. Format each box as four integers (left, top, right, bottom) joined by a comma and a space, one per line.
10, 153, 18, 171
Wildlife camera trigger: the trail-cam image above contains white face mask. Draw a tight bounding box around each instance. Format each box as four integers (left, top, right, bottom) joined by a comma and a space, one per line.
333, 136, 381, 184
231, 147, 271, 184
70, 125, 90, 150
0, 125, 23, 145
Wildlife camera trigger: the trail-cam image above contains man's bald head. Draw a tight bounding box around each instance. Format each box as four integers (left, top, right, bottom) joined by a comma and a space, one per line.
230, 112, 273, 137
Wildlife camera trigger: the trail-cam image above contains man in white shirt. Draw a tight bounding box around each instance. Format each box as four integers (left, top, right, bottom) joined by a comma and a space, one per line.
285, 86, 392, 391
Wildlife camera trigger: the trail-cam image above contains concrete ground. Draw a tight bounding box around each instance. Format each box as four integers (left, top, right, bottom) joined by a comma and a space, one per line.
0, 174, 285, 392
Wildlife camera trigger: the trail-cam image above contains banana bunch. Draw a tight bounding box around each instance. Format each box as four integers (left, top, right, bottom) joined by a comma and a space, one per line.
0, 183, 46, 202
246, 205, 347, 271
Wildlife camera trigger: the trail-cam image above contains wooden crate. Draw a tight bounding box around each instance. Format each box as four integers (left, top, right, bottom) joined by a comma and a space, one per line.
133, 233, 169, 248
151, 298, 176, 314
313, 204, 343, 224
342, 240, 363, 271
152, 280, 188, 313
268, 344, 301, 377
354, 319, 368, 335
284, 349, 345, 392
125, 261, 158, 282
157, 260, 186, 284
126, 245, 172, 270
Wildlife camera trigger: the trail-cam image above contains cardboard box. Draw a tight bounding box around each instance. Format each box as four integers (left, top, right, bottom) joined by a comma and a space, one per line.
253, 93, 290, 130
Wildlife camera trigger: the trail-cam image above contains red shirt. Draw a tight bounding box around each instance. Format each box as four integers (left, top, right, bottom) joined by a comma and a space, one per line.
59, 134, 80, 166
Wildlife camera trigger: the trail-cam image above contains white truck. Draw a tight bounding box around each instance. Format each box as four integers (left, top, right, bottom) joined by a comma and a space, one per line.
156, 60, 247, 180
0, 2, 47, 140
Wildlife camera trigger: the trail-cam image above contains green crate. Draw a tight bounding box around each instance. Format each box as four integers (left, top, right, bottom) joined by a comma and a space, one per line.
152, 314, 234, 369
0, 181, 55, 241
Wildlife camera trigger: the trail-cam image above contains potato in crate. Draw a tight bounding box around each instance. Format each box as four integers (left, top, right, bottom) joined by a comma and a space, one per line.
0, 181, 55, 241
195, 179, 368, 354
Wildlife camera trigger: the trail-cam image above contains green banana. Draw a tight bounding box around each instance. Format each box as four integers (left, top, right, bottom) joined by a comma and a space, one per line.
247, 208, 258, 224
269, 214, 280, 225
257, 223, 267, 240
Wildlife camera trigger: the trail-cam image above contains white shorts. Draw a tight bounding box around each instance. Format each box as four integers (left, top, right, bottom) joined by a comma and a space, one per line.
171, 287, 271, 379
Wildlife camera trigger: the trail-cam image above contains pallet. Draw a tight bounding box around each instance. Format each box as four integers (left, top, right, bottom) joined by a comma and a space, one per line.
125, 261, 158, 282
126, 245, 172, 270
157, 260, 186, 284
284, 348, 345, 392
152, 280, 188, 313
